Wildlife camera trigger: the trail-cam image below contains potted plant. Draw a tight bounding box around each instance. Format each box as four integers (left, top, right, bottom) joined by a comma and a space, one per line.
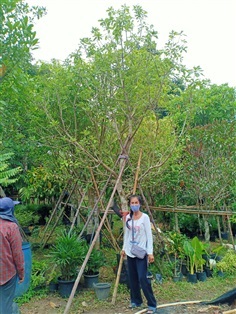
45, 266, 60, 292
183, 236, 210, 283
49, 231, 87, 297
192, 236, 208, 281
204, 245, 224, 277
215, 249, 236, 276
183, 238, 197, 283
166, 231, 187, 281
83, 247, 105, 288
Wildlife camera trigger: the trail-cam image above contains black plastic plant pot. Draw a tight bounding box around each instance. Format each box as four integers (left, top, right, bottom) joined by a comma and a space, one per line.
58, 278, 75, 297
210, 234, 216, 242
173, 275, 182, 282
196, 271, 207, 282
221, 232, 228, 240
204, 266, 213, 277
48, 282, 58, 293
217, 270, 225, 277
83, 272, 99, 288
181, 264, 188, 276
187, 273, 197, 284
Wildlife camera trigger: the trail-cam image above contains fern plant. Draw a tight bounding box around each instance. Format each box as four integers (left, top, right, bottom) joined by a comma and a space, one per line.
0, 152, 21, 186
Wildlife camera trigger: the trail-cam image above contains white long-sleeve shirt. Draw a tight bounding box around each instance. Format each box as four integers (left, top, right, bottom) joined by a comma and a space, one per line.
122, 213, 153, 258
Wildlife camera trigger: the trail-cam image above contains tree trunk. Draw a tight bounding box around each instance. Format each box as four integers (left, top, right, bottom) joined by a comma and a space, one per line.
203, 214, 210, 242
87, 187, 100, 248
116, 155, 129, 214
174, 193, 179, 232
227, 214, 235, 249
217, 216, 222, 243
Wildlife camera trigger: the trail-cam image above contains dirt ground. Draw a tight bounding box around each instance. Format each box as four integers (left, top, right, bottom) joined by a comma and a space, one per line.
19, 295, 235, 314
19, 263, 236, 314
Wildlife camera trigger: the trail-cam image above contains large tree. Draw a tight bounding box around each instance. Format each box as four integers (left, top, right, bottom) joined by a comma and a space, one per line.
0, 0, 46, 176
30, 5, 203, 208
181, 120, 236, 240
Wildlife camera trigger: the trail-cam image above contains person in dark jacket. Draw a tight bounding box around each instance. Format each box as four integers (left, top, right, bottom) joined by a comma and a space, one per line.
0, 197, 24, 314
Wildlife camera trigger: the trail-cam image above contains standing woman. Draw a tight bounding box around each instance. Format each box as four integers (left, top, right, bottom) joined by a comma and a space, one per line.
121, 195, 157, 314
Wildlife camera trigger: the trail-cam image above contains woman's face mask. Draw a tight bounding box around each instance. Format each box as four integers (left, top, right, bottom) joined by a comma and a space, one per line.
130, 204, 140, 212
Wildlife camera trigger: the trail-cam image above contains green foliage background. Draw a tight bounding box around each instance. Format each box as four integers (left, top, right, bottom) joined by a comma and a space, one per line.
0, 1, 235, 217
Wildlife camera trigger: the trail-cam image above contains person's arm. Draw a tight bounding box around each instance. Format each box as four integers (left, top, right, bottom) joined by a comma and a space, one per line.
10, 225, 24, 281
121, 217, 129, 257
144, 215, 154, 263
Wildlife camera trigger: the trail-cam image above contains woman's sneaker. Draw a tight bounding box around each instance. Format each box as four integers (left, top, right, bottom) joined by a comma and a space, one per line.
128, 303, 142, 309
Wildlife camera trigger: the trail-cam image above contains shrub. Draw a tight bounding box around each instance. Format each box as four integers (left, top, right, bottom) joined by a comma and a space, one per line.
49, 231, 87, 281
216, 250, 236, 275
14, 205, 40, 227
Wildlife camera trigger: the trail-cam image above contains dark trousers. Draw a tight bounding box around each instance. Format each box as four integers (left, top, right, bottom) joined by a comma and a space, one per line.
127, 256, 156, 309
0, 274, 17, 314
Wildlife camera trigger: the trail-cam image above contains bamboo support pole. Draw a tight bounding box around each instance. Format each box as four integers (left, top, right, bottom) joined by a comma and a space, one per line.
139, 185, 165, 246
100, 217, 120, 251
138, 185, 170, 267
69, 191, 86, 234
149, 206, 236, 216
42, 206, 65, 246
111, 254, 123, 305
42, 182, 77, 248
132, 149, 142, 194
89, 167, 120, 251
78, 157, 120, 240
63, 156, 128, 314
99, 227, 119, 249
41, 179, 71, 242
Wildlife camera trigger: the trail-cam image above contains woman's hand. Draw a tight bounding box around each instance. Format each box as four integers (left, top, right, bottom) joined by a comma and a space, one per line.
121, 250, 126, 258
148, 254, 154, 263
